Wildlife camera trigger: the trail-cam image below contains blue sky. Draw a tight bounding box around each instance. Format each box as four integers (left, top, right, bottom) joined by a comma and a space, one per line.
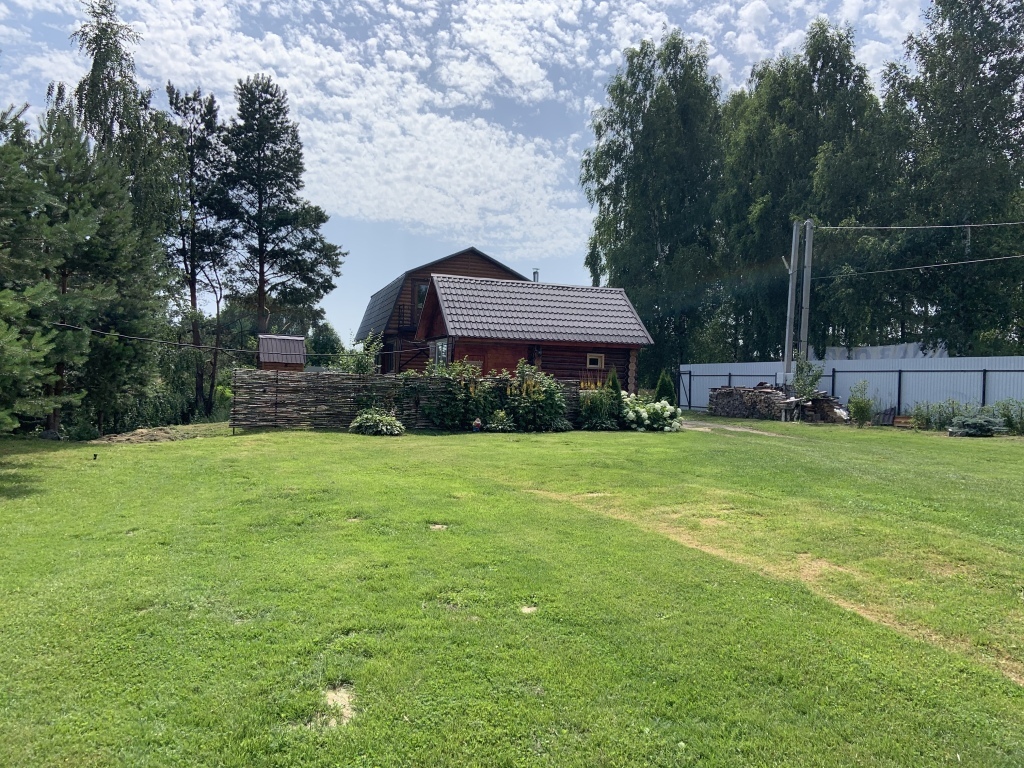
1, 0, 925, 340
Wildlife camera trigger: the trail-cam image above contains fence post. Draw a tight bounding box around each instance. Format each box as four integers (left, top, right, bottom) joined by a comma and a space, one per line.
982, 369, 988, 406
897, 369, 903, 415
831, 368, 836, 397
688, 371, 693, 410
728, 372, 732, 387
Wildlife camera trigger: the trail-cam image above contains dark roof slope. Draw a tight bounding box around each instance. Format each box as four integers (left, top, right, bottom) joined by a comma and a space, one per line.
354, 247, 528, 342
258, 334, 307, 364
426, 275, 653, 345
355, 273, 404, 341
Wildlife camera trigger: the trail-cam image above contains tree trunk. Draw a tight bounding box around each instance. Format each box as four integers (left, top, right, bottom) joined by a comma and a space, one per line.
206, 297, 222, 416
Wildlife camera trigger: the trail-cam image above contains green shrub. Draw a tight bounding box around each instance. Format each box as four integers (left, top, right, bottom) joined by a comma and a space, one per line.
419, 359, 495, 430
992, 399, 1024, 436
485, 409, 516, 432
579, 388, 620, 431
605, 367, 625, 424
948, 414, 1006, 438
348, 407, 405, 436
793, 352, 825, 400
621, 393, 685, 432
491, 361, 567, 433
847, 380, 873, 428
653, 369, 677, 406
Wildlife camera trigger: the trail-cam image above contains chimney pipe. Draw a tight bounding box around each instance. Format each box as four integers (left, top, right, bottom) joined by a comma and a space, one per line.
532, 269, 539, 282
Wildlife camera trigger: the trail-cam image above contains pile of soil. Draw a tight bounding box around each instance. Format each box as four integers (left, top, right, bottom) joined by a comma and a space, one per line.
91, 427, 195, 444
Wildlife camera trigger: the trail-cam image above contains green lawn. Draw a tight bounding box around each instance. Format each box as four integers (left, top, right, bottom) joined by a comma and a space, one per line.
1, 422, 1022, 766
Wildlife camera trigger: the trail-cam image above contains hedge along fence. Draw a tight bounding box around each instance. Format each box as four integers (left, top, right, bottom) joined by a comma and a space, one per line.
229, 369, 581, 431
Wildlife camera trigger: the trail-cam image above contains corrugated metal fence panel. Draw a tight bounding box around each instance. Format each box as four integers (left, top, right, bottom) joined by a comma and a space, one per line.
680, 357, 1024, 413
677, 363, 782, 409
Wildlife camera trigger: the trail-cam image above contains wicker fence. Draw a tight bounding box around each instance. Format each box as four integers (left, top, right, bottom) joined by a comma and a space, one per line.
229, 369, 581, 430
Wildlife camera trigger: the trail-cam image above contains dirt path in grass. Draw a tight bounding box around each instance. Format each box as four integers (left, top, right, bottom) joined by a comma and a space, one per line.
528, 489, 1024, 687
677, 420, 788, 437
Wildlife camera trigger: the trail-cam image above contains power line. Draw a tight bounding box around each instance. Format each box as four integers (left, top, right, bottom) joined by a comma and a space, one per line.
51, 322, 427, 358
818, 221, 1024, 231
812, 253, 1024, 281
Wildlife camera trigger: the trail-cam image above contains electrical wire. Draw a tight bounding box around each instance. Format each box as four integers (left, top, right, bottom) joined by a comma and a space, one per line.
817, 220, 1024, 231
51, 322, 427, 358
812, 253, 1024, 281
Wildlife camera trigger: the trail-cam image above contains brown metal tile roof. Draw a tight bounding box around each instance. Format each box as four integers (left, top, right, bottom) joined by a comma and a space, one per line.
429, 276, 653, 345
257, 334, 307, 364
354, 247, 529, 341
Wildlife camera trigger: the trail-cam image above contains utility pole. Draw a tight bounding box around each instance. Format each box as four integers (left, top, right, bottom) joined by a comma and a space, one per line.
782, 221, 800, 376
798, 219, 814, 358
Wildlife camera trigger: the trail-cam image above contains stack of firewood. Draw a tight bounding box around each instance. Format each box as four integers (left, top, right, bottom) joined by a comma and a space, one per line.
708, 387, 788, 420
709, 386, 849, 423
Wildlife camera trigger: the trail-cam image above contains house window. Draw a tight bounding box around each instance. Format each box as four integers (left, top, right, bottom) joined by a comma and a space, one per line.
586, 353, 605, 369
433, 339, 449, 365
414, 280, 429, 319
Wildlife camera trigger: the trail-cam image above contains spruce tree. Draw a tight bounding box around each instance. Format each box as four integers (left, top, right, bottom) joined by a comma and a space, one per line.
654, 369, 677, 405
225, 74, 344, 334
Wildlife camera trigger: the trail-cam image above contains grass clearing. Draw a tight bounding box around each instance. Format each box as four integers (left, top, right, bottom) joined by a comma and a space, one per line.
1, 421, 1022, 765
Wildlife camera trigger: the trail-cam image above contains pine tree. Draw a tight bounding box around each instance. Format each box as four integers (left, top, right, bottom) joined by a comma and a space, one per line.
225, 74, 344, 334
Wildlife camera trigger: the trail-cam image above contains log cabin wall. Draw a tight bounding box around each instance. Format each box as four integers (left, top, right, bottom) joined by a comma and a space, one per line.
450, 341, 638, 392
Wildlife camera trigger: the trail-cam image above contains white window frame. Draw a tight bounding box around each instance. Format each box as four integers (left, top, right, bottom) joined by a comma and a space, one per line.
586, 353, 605, 370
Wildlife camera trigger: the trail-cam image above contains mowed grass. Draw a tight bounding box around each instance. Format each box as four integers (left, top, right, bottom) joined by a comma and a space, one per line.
0, 422, 1022, 767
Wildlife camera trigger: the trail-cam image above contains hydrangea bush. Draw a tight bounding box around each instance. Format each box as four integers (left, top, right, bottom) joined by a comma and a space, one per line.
621, 393, 686, 432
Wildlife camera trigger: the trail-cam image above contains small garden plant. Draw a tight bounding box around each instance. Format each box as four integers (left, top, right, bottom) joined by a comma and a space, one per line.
847, 380, 874, 428
348, 407, 405, 436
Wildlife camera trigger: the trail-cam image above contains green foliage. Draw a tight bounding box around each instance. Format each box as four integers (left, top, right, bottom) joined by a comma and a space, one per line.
418, 360, 567, 433
793, 353, 825, 399
992, 399, 1024, 436
948, 415, 1006, 438
491, 361, 568, 433
847, 380, 874, 427
653, 369, 677, 406
910, 398, 1024, 436
417, 358, 493, 430
484, 409, 515, 433
579, 388, 620, 431
621, 393, 685, 432
329, 332, 382, 375
348, 407, 405, 436
581, 30, 723, 378
225, 74, 344, 334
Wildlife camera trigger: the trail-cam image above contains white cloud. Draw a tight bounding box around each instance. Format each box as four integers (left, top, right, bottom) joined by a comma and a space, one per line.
0, 0, 928, 264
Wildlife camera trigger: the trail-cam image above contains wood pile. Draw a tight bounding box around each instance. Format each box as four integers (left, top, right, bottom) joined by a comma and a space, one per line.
709, 386, 849, 423
709, 386, 788, 420
229, 369, 580, 430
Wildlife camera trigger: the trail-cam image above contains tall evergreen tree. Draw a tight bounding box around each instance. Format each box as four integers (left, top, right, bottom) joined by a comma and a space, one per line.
581, 32, 723, 381
0, 107, 61, 431
224, 74, 343, 334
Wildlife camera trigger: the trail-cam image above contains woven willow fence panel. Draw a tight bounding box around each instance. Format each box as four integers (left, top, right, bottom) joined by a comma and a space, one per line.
230, 369, 580, 430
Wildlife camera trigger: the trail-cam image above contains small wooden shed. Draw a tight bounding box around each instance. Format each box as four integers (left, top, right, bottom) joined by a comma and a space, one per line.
257, 334, 306, 372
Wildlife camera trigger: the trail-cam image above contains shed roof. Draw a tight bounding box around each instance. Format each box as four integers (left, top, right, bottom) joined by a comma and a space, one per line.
257, 334, 307, 364
354, 247, 527, 341
418, 276, 653, 346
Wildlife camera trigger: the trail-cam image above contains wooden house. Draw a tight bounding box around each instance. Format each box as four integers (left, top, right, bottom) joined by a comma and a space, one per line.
257, 334, 306, 372
414, 275, 652, 393
355, 247, 528, 372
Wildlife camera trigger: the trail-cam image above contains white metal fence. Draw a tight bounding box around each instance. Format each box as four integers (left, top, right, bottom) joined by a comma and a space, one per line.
678, 357, 1024, 414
